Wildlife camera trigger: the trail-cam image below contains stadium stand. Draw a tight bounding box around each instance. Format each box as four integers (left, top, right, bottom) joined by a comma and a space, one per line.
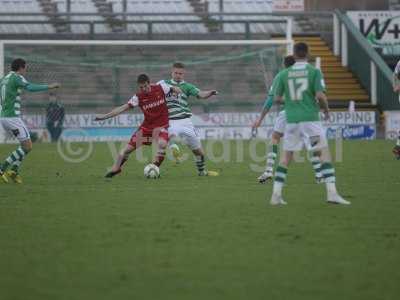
92, 0, 125, 32
0, 0, 55, 34
55, 0, 109, 33
205, 0, 302, 34
0, 2, 372, 108
108, 0, 208, 34
0, 0, 301, 35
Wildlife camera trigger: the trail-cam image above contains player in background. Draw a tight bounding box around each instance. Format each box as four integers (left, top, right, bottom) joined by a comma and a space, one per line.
392, 59, 400, 159
95, 74, 182, 178
252, 55, 323, 184
270, 42, 350, 205
158, 62, 219, 176
0, 58, 60, 184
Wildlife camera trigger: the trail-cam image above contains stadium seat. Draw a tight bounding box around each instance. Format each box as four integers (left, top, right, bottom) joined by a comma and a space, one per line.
107, 0, 207, 33
205, 0, 302, 34
0, 0, 55, 34
55, 0, 109, 33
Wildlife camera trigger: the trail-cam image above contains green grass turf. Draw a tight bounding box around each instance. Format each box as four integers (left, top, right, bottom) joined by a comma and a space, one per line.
0, 140, 399, 300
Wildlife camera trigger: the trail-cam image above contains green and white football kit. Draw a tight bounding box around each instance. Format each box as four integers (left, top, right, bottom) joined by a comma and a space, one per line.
0, 71, 50, 182
0, 71, 49, 142
275, 62, 327, 151
158, 79, 201, 150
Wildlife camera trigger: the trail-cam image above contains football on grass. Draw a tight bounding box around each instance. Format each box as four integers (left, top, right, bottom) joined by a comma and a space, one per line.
144, 163, 160, 179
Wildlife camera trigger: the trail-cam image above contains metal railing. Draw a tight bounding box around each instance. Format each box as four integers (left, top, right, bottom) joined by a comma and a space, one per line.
0, 12, 295, 38
0, 19, 289, 39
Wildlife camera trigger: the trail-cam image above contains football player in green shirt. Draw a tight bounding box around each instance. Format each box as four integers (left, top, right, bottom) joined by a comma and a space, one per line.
270, 42, 349, 205
0, 58, 60, 183
252, 55, 323, 184
159, 62, 219, 176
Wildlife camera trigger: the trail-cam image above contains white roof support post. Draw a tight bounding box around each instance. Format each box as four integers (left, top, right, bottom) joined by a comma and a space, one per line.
333, 13, 340, 56
341, 24, 348, 67
0, 41, 4, 78
286, 17, 294, 55
370, 61, 377, 105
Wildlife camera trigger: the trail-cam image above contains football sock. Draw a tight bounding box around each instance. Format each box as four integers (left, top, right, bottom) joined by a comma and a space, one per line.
321, 162, 338, 194
310, 154, 323, 179
273, 165, 287, 196
265, 144, 278, 173
195, 155, 206, 173
1, 147, 28, 172
114, 153, 129, 171
397, 131, 400, 146
154, 149, 166, 167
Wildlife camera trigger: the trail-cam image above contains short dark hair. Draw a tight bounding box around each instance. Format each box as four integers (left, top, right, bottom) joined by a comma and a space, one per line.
294, 42, 309, 59
137, 74, 150, 84
11, 58, 26, 71
284, 55, 296, 68
173, 62, 185, 69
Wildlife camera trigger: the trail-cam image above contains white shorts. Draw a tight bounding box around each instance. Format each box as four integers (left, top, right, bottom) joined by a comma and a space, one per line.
273, 111, 286, 134
283, 121, 328, 151
0, 117, 31, 142
169, 117, 201, 150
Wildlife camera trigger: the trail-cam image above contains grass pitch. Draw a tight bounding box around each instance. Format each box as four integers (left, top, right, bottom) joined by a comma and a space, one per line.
0, 140, 399, 300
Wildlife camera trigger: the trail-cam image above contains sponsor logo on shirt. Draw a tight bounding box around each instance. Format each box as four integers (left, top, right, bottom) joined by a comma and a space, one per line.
142, 98, 165, 110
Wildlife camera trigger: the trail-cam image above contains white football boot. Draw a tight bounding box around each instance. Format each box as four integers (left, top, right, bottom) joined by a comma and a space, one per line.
327, 193, 351, 205
270, 193, 287, 206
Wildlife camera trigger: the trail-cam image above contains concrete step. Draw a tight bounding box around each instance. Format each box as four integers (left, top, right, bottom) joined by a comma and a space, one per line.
325, 73, 355, 79
328, 83, 363, 89
326, 79, 359, 84
322, 62, 344, 67
294, 36, 323, 41
321, 66, 349, 73
327, 94, 369, 101
308, 46, 331, 52
320, 57, 341, 62
328, 89, 367, 95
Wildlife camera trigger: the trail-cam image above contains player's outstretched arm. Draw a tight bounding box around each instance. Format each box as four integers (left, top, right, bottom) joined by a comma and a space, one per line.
26, 82, 60, 92
17, 75, 61, 92
252, 108, 269, 129
316, 91, 330, 120
95, 104, 131, 121
48, 83, 61, 90
197, 90, 218, 99
253, 96, 272, 129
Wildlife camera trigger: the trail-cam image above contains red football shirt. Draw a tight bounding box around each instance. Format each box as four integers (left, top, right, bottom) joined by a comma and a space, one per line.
127, 82, 171, 130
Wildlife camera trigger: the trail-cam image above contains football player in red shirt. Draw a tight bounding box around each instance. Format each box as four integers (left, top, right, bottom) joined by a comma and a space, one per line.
95, 74, 182, 178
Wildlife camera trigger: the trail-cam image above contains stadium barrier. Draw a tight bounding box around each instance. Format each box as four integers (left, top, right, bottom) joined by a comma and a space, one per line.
385, 111, 400, 139
0, 112, 376, 143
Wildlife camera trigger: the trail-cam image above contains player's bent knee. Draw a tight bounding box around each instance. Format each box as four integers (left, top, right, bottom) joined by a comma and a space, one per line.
319, 147, 332, 163
158, 139, 168, 149
123, 144, 136, 155
21, 140, 33, 153
271, 132, 282, 144
192, 148, 204, 156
